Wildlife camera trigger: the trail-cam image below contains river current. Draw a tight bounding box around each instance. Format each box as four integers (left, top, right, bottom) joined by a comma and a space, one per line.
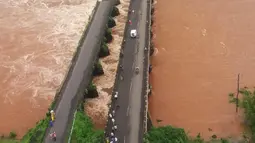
0, 0, 96, 137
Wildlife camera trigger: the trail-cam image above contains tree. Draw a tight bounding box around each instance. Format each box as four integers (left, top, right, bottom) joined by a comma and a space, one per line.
111, 6, 120, 17
86, 82, 98, 98
144, 126, 189, 143
93, 60, 104, 76
108, 17, 116, 28
99, 42, 110, 57
105, 28, 113, 43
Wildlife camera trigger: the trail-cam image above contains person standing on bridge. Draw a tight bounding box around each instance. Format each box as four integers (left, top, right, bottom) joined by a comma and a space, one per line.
50, 110, 55, 121
49, 131, 56, 141
129, 20, 132, 25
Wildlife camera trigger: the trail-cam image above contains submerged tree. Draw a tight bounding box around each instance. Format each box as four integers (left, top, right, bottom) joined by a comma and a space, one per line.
108, 17, 116, 28
99, 42, 110, 58
93, 60, 104, 76
86, 82, 98, 98
111, 6, 120, 17
105, 28, 113, 43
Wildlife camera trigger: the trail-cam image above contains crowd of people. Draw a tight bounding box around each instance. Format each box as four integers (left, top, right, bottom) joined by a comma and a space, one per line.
105, 91, 119, 143
49, 110, 57, 141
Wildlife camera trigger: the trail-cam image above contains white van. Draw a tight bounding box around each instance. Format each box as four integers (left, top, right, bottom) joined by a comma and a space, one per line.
130, 29, 137, 38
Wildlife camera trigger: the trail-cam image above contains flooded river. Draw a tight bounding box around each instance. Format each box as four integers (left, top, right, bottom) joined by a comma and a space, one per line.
149, 0, 255, 139
0, 0, 96, 138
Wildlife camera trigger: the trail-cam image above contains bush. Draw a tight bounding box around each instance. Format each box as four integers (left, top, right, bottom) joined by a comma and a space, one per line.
111, 6, 120, 17
144, 126, 231, 143
108, 17, 116, 28
144, 126, 189, 143
93, 60, 104, 76
71, 111, 104, 143
105, 28, 113, 43
86, 82, 98, 98
99, 42, 110, 57
9, 131, 17, 139
229, 88, 255, 138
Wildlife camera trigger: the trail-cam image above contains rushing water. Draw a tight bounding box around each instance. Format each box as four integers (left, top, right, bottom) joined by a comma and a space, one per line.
0, 0, 96, 138
148, 0, 255, 139
85, 0, 130, 129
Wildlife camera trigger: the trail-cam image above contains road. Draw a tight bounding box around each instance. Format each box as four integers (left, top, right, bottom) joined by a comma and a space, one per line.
43, 0, 115, 142
105, 0, 148, 142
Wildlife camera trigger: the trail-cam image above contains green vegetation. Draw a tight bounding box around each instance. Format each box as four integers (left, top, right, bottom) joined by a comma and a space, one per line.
144, 126, 231, 143
93, 60, 104, 76
8, 132, 16, 139
99, 42, 110, 58
105, 28, 113, 43
70, 111, 103, 143
0, 139, 19, 143
111, 6, 120, 17
108, 17, 116, 28
229, 87, 255, 142
85, 82, 98, 98
20, 94, 59, 143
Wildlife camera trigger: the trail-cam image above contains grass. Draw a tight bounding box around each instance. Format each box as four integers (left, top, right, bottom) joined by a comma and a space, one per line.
0, 139, 19, 143
229, 87, 255, 141
19, 94, 58, 143
70, 110, 103, 143
144, 126, 231, 143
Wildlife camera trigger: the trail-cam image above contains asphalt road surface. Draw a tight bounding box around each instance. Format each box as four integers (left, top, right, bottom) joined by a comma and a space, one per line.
105, 0, 148, 142
43, 0, 114, 143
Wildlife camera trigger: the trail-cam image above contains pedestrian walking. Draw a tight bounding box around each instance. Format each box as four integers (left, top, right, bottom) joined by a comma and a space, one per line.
112, 110, 115, 117
111, 118, 115, 124
112, 125, 117, 131
114, 92, 118, 99
128, 20, 132, 25
116, 105, 120, 110
110, 132, 114, 137
49, 131, 56, 141
49, 120, 53, 127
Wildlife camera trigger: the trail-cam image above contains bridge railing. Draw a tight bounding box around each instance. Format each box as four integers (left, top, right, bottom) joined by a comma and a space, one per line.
142, 0, 152, 134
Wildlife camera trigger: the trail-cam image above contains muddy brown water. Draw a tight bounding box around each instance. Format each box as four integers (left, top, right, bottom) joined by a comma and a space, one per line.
149, 0, 255, 139
0, 0, 96, 138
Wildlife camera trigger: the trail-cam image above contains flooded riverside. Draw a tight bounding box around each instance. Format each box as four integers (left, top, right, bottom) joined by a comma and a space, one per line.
0, 0, 96, 138
149, 0, 255, 139
85, 0, 130, 129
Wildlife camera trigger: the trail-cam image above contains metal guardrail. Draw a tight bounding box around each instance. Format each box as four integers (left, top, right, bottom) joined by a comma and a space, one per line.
142, 0, 152, 134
